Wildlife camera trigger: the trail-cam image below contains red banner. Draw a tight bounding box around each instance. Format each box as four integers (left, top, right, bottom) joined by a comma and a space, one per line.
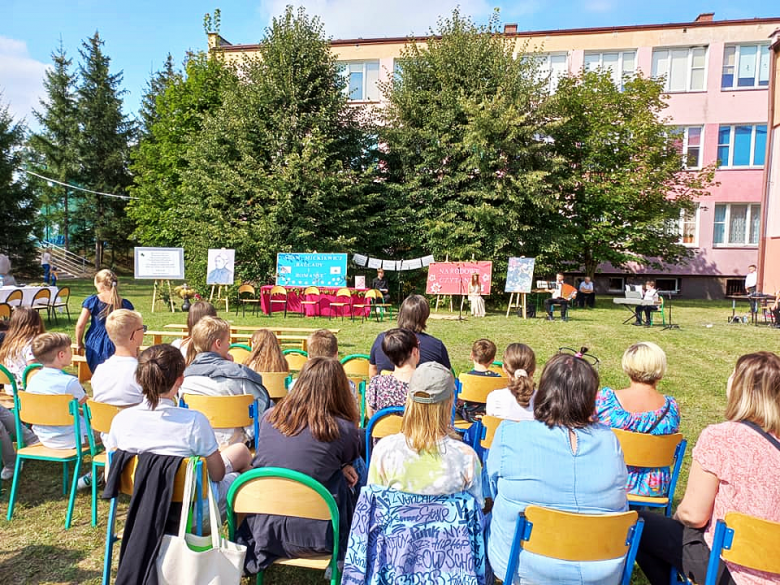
425, 262, 493, 296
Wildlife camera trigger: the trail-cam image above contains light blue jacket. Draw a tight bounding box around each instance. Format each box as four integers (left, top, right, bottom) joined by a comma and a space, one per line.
487, 420, 628, 585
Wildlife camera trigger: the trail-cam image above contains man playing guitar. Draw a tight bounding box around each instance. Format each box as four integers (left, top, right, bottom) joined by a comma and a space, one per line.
544, 273, 576, 321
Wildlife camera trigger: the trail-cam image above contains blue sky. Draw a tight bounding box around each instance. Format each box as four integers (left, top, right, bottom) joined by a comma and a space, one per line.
2, 1, 778, 128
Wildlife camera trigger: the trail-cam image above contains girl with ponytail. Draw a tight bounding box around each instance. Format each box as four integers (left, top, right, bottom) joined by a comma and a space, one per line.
486, 343, 537, 421
75, 269, 134, 373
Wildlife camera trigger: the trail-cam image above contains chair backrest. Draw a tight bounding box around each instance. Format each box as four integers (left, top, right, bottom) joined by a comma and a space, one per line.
115, 454, 207, 500
489, 361, 504, 375
269, 285, 287, 297
32, 288, 52, 304
0, 302, 12, 319
303, 286, 320, 296
365, 406, 404, 465
55, 286, 71, 302
0, 363, 18, 395
335, 288, 352, 298
16, 390, 78, 426
22, 363, 43, 389
457, 373, 508, 404
380, 369, 392, 376
341, 354, 370, 378
85, 400, 127, 434
706, 512, 780, 583
181, 393, 255, 429
5, 289, 22, 305
612, 429, 684, 468
283, 350, 309, 371
228, 343, 251, 363
480, 415, 503, 449
364, 289, 382, 300
238, 284, 255, 296
505, 506, 643, 585
259, 371, 290, 400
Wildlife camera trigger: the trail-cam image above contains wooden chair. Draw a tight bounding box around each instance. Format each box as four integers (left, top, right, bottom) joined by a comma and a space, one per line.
268, 285, 288, 318
454, 373, 508, 436
328, 288, 353, 321
704, 512, 780, 585
84, 400, 126, 526
353, 289, 381, 323
0, 363, 17, 411
228, 343, 251, 364
283, 349, 308, 371
236, 284, 259, 317
299, 286, 320, 317
257, 371, 290, 401
227, 467, 341, 585
368, 288, 394, 321
30, 287, 53, 322
102, 455, 208, 585
0, 302, 11, 320
504, 506, 644, 585
21, 363, 42, 389
365, 406, 405, 467
612, 429, 687, 517
342, 354, 371, 425
180, 394, 261, 452
50, 286, 72, 324
649, 296, 666, 326
478, 415, 503, 452
6, 391, 94, 529
5, 289, 22, 308
489, 361, 504, 375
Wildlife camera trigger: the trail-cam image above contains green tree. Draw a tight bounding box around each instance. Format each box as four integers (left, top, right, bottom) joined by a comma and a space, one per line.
75, 31, 134, 268
547, 70, 716, 277
137, 53, 178, 138
0, 102, 39, 272
29, 40, 80, 249
379, 9, 559, 280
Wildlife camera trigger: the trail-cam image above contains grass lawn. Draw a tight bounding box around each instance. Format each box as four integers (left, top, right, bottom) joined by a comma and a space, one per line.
0, 279, 777, 584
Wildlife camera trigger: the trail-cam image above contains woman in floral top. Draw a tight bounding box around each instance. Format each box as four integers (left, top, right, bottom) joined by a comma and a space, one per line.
365, 328, 418, 418
595, 342, 680, 497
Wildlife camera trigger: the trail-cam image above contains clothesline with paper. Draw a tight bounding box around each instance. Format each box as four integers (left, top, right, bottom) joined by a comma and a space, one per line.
353, 254, 434, 271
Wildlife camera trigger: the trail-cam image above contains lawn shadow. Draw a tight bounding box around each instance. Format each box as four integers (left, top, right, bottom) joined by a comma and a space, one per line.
0, 544, 100, 584
0, 457, 92, 508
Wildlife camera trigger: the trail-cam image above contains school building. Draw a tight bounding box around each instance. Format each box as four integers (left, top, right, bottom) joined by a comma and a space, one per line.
209, 12, 780, 299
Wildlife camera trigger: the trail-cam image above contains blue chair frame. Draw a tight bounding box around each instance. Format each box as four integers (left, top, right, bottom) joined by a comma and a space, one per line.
179, 396, 261, 453
365, 406, 404, 467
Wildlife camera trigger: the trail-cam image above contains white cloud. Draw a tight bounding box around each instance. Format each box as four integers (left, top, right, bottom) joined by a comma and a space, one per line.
0, 36, 50, 127
582, 0, 614, 13
257, 0, 530, 40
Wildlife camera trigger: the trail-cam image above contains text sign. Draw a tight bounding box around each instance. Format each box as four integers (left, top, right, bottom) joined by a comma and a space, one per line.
425, 261, 492, 296
134, 247, 185, 280
276, 253, 348, 287
505, 257, 536, 293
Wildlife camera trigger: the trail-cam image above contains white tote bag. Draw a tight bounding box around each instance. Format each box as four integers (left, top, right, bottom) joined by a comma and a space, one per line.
156, 458, 247, 585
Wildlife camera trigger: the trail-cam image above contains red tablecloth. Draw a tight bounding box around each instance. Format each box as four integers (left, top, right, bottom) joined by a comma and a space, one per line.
259, 286, 370, 317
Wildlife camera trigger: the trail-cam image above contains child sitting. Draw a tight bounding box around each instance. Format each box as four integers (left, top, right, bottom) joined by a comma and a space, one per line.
486, 343, 537, 421
365, 328, 419, 418
457, 338, 501, 423
289, 330, 357, 395
91, 309, 144, 406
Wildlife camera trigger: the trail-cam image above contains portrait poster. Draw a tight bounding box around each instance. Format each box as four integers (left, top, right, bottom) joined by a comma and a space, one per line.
134, 247, 185, 280
425, 261, 493, 296
505, 257, 536, 293
207, 249, 236, 285
276, 253, 348, 287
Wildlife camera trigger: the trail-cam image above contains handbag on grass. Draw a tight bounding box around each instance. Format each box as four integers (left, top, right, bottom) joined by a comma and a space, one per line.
156, 457, 247, 585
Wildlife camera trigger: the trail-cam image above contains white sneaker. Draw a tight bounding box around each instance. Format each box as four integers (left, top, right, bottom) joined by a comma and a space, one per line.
1, 466, 14, 481
77, 472, 93, 490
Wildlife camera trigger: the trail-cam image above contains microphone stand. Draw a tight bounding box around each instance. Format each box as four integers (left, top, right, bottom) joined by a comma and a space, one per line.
662, 293, 679, 331
456, 263, 466, 322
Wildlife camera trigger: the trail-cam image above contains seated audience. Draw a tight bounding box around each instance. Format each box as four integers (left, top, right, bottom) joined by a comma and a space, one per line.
180, 316, 269, 446
368, 362, 483, 505
486, 343, 537, 422
487, 353, 627, 584
595, 341, 680, 497
0, 307, 45, 388
288, 330, 356, 396
237, 357, 361, 574
578, 276, 595, 308
369, 295, 450, 378
172, 301, 217, 357
105, 344, 251, 510
243, 329, 289, 374
457, 338, 502, 423
636, 351, 780, 585
91, 309, 145, 406
365, 328, 418, 418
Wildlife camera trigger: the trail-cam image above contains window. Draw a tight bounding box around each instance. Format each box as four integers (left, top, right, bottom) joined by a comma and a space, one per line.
583, 50, 636, 89
655, 278, 680, 294
651, 47, 707, 92
607, 277, 625, 293
722, 44, 770, 89
717, 124, 767, 167
338, 61, 380, 101
713, 203, 761, 246
725, 279, 744, 296
678, 205, 700, 246
526, 53, 568, 93
671, 126, 704, 169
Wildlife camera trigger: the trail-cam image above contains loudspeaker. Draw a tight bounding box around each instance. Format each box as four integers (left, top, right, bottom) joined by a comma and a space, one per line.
518, 306, 536, 318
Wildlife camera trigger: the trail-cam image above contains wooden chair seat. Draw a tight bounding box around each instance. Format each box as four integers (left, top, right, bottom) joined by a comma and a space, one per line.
93, 451, 107, 465
17, 443, 83, 460
275, 556, 331, 569
627, 494, 669, 506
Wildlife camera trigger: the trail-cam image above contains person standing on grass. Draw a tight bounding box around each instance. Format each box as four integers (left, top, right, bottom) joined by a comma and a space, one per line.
41, 248, 52, 284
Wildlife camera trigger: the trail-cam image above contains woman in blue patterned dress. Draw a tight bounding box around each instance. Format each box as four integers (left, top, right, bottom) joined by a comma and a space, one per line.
595, 341, 680, 496
75, 269, 134, 373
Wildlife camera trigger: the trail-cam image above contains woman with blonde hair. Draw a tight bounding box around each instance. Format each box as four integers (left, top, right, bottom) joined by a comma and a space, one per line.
486, 343, 537, 421
637, 352, 780, 585
237, 357, 361, 573
0, 307, 45, 387
595, 341, 680, 497
75, 269, 133, 372
368, 361, 483, 503
243, 329, 288, 374
172, 301, 217, 357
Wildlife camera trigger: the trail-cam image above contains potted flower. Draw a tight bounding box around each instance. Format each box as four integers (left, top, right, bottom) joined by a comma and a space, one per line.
174, 284, 199, 312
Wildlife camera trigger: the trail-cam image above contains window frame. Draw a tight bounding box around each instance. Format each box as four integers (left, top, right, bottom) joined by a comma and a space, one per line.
526, 52, 569, 93
607, 277, 625, 293
716, 124, 768, 168
721, 43, 771, 90
583, 50, 637, 90
651, 46, 709, 93
337, 60, 381, 102
678, 204, 700, 247
671, 126, 704, 169
655, 278, 680, 295
712, 203, 761, 248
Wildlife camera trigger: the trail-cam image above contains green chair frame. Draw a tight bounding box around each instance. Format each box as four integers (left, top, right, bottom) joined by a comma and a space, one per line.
227, 467, 341, 585
649, 296, 667, 326
7, 391, 94, 529
229, 343, 252, 351
341, 354, 370, 426
22, 363, 43, 390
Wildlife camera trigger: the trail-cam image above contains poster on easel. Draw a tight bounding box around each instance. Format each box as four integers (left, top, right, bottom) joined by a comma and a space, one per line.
505, 257, 535, 293
276, 253, 348, 287
425, 261, 493, 295
207, 249, 235, 285
134, 247, 185, 280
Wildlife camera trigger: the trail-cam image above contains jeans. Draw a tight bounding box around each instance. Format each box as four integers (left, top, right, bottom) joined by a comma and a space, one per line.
42, 264, 50, 284
0, 405, 39, 469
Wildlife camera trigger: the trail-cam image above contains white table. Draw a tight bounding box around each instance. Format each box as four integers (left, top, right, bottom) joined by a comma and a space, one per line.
0, 285, 59, 307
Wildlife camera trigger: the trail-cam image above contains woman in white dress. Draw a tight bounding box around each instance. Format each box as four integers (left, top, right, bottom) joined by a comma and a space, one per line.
469, 273, 486, 318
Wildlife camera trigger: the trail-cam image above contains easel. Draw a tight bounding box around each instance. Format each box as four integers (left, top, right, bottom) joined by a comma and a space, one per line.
434, 254, 454, 313
506, 292, 528, 318
152, 280, 175, 313
209, 285, 229, 312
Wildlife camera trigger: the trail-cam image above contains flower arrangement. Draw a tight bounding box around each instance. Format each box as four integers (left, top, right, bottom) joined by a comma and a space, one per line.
174, 284, 199, 299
